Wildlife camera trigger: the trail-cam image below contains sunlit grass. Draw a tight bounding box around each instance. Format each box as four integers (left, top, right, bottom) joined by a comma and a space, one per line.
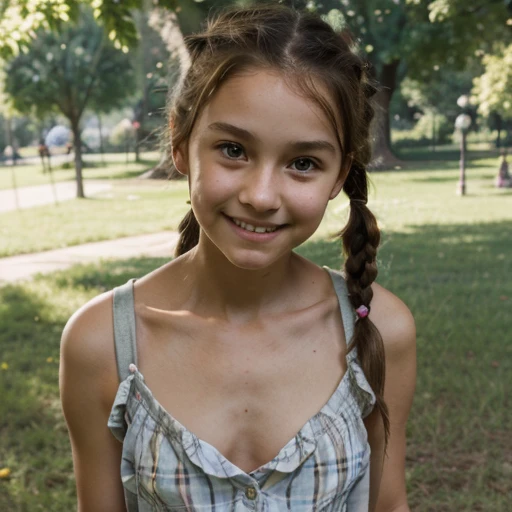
1, 180, 189, 257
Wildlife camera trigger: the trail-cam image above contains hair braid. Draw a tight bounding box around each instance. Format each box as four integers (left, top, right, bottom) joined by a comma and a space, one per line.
341, 166, 390, 445
175, 209, 200, 257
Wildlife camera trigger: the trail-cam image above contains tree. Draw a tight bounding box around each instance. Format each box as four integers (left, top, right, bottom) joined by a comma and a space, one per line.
4, 8, 135, 198
300, 0, 512, 167
143, 0, 236, 179
472, 44, 512, 120
0, 0, 179, 59
471, 44, 512, 147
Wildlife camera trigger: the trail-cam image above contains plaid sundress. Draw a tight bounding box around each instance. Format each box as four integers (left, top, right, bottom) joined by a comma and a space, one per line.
108, 267, 375, 511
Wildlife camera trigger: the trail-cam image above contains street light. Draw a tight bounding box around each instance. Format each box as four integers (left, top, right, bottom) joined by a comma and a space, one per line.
455, 95, 472, 196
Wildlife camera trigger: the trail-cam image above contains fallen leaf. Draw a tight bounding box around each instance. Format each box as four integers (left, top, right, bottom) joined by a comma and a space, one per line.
491, 361, 499, 368
0, 468, 11, 479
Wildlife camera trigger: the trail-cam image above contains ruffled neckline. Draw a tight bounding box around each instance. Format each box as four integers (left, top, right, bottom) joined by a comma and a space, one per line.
108, 266, 376, 480
113, 350, 374, 480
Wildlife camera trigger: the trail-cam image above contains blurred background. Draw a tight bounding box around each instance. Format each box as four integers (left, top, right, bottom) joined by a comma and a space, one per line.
0, 1, 510, 510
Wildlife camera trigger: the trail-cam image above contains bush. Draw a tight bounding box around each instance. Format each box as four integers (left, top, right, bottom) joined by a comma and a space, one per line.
414, 113, 453, 144
392, 112, 453, 149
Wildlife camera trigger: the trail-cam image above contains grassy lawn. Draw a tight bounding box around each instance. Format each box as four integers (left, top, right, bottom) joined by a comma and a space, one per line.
0, 150, 511, 510
0, 152, 161, 190
1, 180, 190, 258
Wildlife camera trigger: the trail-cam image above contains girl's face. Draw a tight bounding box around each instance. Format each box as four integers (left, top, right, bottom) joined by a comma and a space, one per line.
174, 67, 348, 270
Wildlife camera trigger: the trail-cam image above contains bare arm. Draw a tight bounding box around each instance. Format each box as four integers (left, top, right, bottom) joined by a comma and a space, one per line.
59, 293, 127, 512
366, 284, 417, 512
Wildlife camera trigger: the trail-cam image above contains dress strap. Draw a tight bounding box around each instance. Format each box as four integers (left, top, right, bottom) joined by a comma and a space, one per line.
112, 279, 138, 382
324, 267, 355, 346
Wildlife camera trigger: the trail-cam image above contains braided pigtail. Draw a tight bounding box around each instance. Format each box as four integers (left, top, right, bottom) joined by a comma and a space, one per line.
341, 165, 390, 445
174, 209, 200, 257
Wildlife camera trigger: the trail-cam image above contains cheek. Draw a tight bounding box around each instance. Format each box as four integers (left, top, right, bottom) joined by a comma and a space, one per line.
291, 188, 330, 220
191, 166, 236, 206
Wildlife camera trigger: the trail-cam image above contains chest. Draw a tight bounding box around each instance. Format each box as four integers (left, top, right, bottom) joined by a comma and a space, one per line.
134, 305, 348, 473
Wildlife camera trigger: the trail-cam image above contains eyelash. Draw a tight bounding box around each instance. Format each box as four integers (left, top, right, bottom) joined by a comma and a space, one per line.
216, 142, 320, 174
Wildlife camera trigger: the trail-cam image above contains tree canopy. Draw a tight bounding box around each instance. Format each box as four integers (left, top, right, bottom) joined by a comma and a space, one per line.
0, 0, 179, 59
5, 7, 135, 196
472, 44, 512, 120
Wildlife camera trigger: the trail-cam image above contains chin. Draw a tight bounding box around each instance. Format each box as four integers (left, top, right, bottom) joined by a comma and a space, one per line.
224, 249, 288, 271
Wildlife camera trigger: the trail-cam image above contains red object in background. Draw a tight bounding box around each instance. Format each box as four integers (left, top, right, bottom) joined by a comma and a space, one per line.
132, 121, 141, 130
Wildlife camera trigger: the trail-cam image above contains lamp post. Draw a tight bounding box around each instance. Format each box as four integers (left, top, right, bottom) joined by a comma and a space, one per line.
455, 95, 472, 196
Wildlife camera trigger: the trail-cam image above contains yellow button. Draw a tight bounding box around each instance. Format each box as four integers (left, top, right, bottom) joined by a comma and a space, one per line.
245, 487, 257, 500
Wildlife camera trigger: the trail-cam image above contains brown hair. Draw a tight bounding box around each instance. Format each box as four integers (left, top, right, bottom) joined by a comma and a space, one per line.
167, 2, 389, 445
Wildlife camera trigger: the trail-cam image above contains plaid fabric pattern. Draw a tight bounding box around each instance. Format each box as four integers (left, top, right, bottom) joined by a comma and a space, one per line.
108, 270, 376, 511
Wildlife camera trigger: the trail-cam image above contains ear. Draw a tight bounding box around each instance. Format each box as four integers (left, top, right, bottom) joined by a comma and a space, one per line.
172, 143, 189, 177
329, 153, 354, 200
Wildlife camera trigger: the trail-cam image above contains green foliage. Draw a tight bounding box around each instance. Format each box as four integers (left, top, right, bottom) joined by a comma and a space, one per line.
401, 72, 476, 120
414, 112, 453, 144
0, 0, 179, 59
4, 8, 135, 123
312, 0, 510, 82
472, 44, 512, 120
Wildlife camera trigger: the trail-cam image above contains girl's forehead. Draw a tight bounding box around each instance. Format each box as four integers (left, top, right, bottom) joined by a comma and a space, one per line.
193, 68, 340, 144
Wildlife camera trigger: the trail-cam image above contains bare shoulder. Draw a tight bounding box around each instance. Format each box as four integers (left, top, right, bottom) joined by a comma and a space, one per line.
60, 290, 127, 510
60, 290, 118, 404
370, 282, 416, 356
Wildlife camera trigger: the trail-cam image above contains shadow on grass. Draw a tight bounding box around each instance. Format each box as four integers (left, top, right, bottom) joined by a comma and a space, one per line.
299, 222, 511, 509
86, 169, 151, 180
395, 147, 498, 163
1, 220, 510, 509
48, 257, 169, 291
407, 171, 498, 184
0, 285, 75, 509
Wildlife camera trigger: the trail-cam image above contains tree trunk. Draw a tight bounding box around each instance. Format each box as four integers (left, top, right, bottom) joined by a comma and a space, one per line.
5, 116, 16, 166
70, 118, 85, 198
144, 8, 190, 179
495, 113, 502, 148
97, 112, 105, 165
370, 60, 402, 170
141, 152, 184, 180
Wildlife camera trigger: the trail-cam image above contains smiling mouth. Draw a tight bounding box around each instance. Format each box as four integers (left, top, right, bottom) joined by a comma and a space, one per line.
227, 216, 282, 233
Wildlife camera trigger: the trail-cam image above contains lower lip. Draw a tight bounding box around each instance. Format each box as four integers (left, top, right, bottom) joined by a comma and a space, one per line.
224, 215, 284, 242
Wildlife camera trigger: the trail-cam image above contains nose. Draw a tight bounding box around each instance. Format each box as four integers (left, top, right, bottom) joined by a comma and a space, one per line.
238, 165, 282, 212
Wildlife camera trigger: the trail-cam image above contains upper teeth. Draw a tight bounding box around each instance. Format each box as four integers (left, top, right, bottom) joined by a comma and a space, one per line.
233, 218, 278, 233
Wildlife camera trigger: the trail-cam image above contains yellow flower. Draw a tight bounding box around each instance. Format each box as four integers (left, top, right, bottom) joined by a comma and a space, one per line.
0, 362, 8, 370
0, 468, 11, 478
46, 357, 53, 363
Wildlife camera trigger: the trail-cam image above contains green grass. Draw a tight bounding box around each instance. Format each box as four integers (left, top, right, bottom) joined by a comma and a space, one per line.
1, 180, 189, 257
0, 150, 511, 510
0, 152, 161, 190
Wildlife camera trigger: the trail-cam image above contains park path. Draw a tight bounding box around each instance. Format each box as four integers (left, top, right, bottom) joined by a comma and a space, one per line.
0, 180, 112, 213
0, 231, 179, 285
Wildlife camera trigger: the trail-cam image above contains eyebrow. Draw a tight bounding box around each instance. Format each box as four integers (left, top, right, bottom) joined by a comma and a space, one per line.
207, 122, 337, 155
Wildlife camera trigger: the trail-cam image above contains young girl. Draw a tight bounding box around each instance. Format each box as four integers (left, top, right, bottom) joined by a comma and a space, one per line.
60, 3, 416, 511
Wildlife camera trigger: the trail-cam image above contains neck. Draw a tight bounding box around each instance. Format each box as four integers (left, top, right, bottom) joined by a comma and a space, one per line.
183, 237, 301, 323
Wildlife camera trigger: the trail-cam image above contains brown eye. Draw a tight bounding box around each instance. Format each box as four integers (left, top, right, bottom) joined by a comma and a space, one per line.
292, 158, 316, 173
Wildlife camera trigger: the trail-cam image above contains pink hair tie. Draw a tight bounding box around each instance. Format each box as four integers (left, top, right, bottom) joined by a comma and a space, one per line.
356, 305, 369, 319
